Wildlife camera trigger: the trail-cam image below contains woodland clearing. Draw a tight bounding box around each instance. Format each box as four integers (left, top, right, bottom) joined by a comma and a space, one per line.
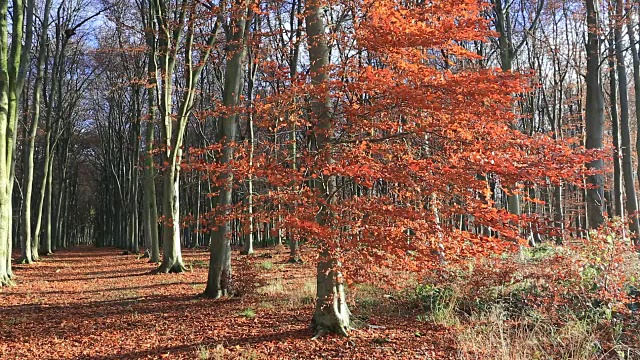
2, 242, 639, 360
0, 247, 455, 359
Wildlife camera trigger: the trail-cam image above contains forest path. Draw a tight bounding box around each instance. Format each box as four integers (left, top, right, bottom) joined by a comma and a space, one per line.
0, 247, 454, 359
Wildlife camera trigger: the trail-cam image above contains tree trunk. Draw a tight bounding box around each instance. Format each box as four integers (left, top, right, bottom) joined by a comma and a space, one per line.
142, 3, 160, 262
18, 0, 43, 264
608, 36, 623, 219
0, 0, 11, 285
242, 27, 258, 256
584, 0, 605, 229
143, 119, 159, 261
614, 0, 640, 241
157, 157, 186, 273
306, 0, 349, 336
32, 129, 51, 259
493, 0, 521, 218
44, 149, 54, 254
203, 0, 249, 298
150, 0, 219, 274
627, 10, 640, 245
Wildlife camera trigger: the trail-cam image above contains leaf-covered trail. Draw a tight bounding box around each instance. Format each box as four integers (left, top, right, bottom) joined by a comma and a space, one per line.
0, 247, 454, 359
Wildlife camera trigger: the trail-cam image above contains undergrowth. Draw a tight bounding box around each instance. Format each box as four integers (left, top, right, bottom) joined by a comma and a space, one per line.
406, 222, 640, 359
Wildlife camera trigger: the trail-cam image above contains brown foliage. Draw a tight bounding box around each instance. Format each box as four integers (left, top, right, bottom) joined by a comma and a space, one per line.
0, 247, 456, 359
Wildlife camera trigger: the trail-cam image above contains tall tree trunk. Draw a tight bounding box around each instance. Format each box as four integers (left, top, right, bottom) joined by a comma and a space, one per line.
608, 36, 623, 219
18, 0, 43, 264
493, 0, 521, 218
203, 0, 249, 298
242, 22, 258, 256
33, 128, 51, 258
614, 0, 640, 241
44, 150, 54, 254
306, 0, 349, 337
627, 10, 640, 245
142, 2, 160, 262
151, 0, 218, 273
584, 0, 605, 229
143, 117, 159, 261
0, 0, 10, 285
287, 0, 302, 263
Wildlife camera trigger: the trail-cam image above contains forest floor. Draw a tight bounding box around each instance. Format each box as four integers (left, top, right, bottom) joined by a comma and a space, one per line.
0, 247, 456, 359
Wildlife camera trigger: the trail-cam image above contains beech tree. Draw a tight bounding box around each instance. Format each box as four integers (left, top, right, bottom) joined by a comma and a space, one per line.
148, 0, 220, 273
203, 0, 250, 298
612, 0, 640, 241
185, 0, 594, 335
0, 0, 34, 285
2, 0, 634, 343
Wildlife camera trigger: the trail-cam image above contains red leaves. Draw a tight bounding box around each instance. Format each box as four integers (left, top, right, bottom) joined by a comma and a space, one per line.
177, 0, 600, 288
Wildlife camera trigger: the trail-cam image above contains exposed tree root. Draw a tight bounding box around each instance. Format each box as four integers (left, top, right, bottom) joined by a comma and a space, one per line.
200, 286, 234, 300
199, 289, 224, 299
153, 262, 187, 274
0, 274, 14, 287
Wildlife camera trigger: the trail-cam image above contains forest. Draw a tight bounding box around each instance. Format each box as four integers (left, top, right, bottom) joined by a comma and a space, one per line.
1, 0, 640, 358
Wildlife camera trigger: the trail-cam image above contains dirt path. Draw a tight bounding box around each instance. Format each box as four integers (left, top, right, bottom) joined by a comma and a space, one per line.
0, 247, 454, 359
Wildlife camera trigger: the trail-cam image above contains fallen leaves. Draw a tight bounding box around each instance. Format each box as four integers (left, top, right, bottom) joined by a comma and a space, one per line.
0, 247, 455, 359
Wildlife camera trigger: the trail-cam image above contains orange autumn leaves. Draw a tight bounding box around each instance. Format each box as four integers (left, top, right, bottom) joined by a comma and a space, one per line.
185, 0, 597, 284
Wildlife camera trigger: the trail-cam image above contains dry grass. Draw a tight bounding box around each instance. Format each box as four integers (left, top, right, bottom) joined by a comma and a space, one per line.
406, 229, 640, 360
456, 307, 598, 360
256, 276, 316, 307
196, 344, 228, 360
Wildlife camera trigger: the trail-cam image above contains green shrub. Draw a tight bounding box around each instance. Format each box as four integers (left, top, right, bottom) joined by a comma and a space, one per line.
414, 284, 458, 325
240, 308, 256, 319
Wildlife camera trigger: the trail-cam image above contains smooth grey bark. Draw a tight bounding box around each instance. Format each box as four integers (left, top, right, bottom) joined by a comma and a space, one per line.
608, 36, 623, 219
0, 0, 10, 286
306, 0, 349, 337
584, 0, 605, 229
19, 0, 45, 264
142, 2, 160, 261
33, 125, 52, 257
53, 137, 70, 250
1, 0, 36, 282
129, 103, 141, 254
203, 0, 249, 298
627, 11, 640, 245
4, 0, 26, 277
613, 0, 640, 241
151, 0, 218, 273
494, 0, 542, 220
138, 1, 159, 261
242, 19, 259, 256
143, 118, 160, 261
493, 0, 520, 216
44, 148, 54, 254
151, 0, 186, 273
287, 0, 302, 263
